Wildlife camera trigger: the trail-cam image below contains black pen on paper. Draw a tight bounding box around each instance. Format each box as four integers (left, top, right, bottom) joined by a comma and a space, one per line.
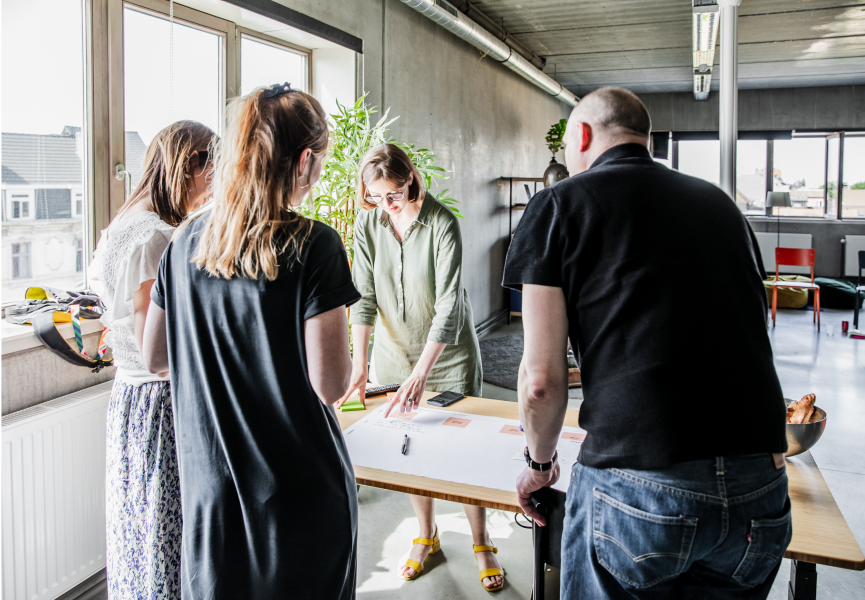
401, 434, 409, 455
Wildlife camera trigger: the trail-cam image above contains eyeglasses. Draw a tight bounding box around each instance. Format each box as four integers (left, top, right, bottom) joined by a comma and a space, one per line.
364, 191, 405, 205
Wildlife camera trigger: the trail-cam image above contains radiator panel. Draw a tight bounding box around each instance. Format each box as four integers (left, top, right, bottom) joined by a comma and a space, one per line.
844, 235, 865, 277
2, 383, 111, 600
753, 232, 813, 275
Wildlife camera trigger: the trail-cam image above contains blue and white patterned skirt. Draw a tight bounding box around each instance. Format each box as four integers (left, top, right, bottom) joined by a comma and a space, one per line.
106, 378, 181, 599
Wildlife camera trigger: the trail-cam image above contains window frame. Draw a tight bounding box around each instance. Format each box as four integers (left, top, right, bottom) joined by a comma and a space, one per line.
7, 190, 34, 221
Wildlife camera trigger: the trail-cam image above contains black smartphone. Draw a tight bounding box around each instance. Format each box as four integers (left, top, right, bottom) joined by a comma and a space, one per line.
426, 391, 465, 407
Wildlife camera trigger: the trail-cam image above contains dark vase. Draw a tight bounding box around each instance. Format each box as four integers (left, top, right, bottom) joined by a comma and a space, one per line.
544, 157, 568, 188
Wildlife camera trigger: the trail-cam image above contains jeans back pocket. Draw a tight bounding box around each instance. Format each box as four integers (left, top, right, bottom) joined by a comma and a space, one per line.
592, 489, 698, 589
732, 497, 793, 588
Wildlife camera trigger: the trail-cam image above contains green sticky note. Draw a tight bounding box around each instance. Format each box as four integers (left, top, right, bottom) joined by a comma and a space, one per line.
340, 397, 366, 412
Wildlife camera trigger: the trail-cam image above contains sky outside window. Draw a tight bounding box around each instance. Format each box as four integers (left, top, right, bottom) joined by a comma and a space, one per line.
241, 36, 307, 96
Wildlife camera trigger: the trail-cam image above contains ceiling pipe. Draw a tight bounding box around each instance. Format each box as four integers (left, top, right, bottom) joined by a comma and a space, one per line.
400, 0, 578, 107
447, 0, 546, 71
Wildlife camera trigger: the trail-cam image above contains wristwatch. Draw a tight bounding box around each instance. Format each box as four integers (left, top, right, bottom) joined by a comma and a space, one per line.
524, 447, 558, 472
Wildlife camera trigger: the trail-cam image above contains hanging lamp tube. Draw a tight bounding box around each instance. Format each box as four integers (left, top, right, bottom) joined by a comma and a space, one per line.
401, 0, 578, 107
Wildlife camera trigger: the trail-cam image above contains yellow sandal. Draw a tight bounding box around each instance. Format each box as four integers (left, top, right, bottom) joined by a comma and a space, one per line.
400, 526, 440, 581
473, 543, 505, 592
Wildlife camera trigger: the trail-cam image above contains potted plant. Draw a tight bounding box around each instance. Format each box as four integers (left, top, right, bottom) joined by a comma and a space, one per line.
543, 118, 569, 188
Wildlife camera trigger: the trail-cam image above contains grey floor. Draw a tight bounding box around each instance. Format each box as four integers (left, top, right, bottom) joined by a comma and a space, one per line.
355, 309, 865, 599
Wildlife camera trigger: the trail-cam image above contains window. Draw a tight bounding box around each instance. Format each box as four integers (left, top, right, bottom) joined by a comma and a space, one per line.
843, 135, 865, 218
772, 138, 826, 218
11, 243, 31, 280
826, 135, 841, 219
73, 190, 84, 217
123, 6, 224, 186
1, 0, 87, 301
736, 141, 767, 216
240, 33, 309, 96
678, 140, 720, 187
8, 192, 33, 220
76, 239, 84, 273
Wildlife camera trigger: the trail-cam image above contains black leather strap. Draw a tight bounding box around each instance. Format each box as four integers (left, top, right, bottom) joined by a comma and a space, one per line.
32, 312, 113, 373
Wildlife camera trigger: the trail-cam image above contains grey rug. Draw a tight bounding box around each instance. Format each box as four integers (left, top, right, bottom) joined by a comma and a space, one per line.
479, 333, 583, 399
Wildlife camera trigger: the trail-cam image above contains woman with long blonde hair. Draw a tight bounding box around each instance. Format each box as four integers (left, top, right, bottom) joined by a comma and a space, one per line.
89, 120, 215, 599
141, 84, 361, 599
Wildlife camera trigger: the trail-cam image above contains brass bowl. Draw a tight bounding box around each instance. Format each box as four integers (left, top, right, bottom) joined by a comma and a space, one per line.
784, 400, 827, 457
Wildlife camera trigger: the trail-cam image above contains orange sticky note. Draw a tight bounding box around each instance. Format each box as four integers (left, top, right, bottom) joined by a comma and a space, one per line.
562, 432, 586, 442
392, 411, 416, 420
500, 425, 524, 436
443, 417, 471, 428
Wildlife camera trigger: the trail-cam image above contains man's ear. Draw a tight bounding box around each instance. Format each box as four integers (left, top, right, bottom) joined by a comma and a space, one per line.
577, 122, 592, 152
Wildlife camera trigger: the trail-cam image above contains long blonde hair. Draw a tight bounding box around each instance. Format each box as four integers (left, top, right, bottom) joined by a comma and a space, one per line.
192, 88, 329, 280
118, 120, 215, 226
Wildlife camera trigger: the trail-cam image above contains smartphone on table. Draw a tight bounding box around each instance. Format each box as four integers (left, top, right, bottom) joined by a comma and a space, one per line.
426, 391, 465, 407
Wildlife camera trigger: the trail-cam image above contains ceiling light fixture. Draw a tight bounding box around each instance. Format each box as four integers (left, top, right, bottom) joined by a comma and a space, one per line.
692, 1, 719, 101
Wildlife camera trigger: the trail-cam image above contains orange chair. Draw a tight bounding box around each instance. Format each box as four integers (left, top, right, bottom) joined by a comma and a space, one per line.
772, 248, 820, 330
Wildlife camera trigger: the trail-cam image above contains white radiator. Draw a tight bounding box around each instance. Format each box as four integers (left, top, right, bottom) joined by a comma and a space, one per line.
753, 232, 813, 275
844, 235, 865, 277
2, 382, 112, 600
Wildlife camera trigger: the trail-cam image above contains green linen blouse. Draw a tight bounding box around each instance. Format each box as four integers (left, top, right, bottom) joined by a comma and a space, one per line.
349, 192, 483, 396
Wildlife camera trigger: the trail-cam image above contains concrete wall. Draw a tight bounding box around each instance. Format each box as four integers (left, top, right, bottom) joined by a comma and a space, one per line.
748, 218, 865, 279
2, 330, 116, 416
641, 85, 865, 132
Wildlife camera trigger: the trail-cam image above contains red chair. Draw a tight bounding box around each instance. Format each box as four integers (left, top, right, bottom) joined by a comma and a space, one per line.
772, 248, 820, 330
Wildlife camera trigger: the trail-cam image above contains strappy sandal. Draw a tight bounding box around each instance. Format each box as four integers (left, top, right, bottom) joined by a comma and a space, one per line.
400, 526, 440, 581
473, 543, 505, 592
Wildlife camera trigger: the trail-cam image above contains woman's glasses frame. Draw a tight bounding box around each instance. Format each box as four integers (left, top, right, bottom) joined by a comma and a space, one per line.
364, 191, 405, 205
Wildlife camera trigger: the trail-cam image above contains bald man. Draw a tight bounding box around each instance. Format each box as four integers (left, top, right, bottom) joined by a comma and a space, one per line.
503, 88, 789, 599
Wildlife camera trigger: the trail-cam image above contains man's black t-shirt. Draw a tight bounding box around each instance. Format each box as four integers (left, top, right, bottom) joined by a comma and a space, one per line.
152, 214, 362, 599
503, 144, 786, 470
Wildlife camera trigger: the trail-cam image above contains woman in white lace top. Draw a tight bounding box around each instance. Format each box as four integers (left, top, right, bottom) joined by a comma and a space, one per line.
89, 121, 215, 600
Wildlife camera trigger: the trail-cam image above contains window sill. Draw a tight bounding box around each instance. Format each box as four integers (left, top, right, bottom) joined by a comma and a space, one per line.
1, 319, 104, 356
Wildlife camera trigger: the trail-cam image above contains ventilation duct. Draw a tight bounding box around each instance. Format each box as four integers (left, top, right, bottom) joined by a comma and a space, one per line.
692, 1, 719, 101
401, 0, 578, 107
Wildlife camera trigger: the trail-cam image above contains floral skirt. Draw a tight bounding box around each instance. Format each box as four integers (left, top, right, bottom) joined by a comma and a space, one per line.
106, 378, 181, 599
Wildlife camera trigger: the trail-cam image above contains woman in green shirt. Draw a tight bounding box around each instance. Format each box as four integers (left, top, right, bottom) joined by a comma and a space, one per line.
339, 144, 502, 592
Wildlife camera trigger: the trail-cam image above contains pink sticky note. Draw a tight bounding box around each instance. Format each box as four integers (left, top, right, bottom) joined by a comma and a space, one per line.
392, 411, 416, 420
443, 417, 471, 428
562, 432, 586, 442
500, 425, 524, 436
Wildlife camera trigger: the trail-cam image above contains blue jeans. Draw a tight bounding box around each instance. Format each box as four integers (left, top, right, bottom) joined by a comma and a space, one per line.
561, 454, 791, 599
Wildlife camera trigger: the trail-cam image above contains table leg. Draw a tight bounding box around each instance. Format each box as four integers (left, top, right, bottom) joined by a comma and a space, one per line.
788, 560, 817, 600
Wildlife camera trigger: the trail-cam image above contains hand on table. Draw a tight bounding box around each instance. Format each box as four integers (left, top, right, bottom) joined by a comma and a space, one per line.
335, 361, 368, 409
384, 371, 428, 418
516, 462, 561, 526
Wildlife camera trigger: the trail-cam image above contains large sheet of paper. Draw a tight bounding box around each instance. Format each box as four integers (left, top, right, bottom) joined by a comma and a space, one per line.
343, 404, 586, 494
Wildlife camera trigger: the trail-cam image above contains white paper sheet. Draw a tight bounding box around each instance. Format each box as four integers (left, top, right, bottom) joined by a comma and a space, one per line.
343, 404, 587, 494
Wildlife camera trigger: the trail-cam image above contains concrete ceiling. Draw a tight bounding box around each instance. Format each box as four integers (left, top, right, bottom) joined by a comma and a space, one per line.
470, 0, 865, 96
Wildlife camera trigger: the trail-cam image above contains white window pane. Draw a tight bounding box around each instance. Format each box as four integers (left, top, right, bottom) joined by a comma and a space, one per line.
736, 140, 767, 215
241, 36, 307, 96
843, 136, 865, 219
1, 0, 87, 301
774, 138, 825, 218
826, 137, 840, 218
678, 140, 720, 187
124, 8, 222, 189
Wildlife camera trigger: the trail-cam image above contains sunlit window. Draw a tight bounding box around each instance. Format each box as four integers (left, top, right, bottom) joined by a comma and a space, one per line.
1, 0, 87, 301
736, 140, 767, 216
842, 136, 865, 219
241, 35, 308, 96
678, 140, 720, 187
772, 138, 826, 218
123, 7, 223, 189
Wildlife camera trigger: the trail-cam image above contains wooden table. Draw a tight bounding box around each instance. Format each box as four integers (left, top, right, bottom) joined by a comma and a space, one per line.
336, 393, 864, 599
